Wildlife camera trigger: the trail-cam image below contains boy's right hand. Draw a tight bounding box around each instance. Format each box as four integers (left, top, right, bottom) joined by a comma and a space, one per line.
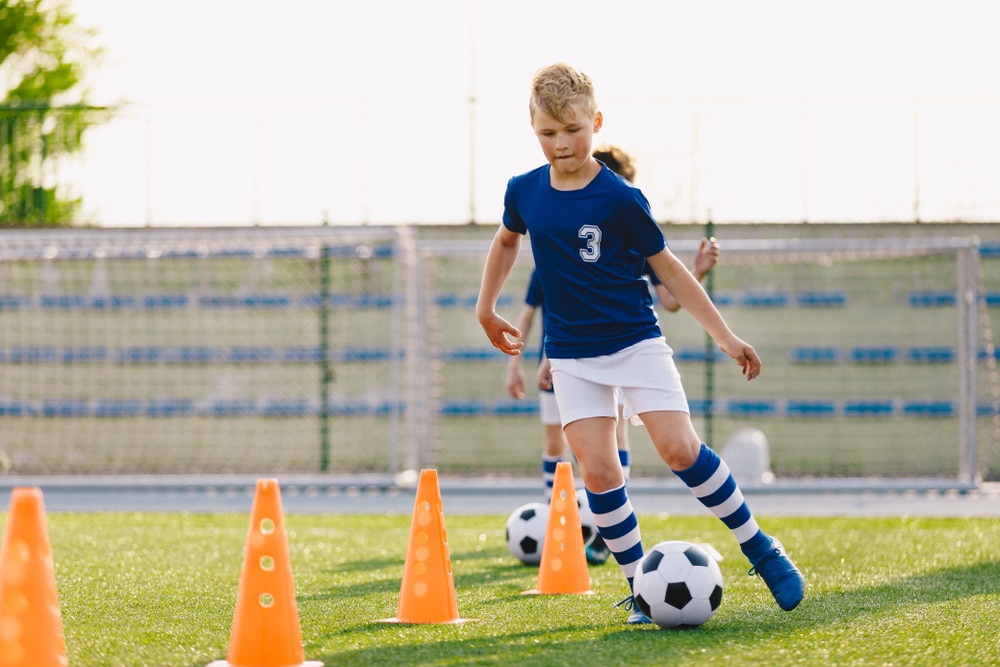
480, 312, 524, 357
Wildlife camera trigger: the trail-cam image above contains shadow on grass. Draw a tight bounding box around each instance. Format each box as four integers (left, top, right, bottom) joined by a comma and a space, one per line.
295, 560, 1000, 667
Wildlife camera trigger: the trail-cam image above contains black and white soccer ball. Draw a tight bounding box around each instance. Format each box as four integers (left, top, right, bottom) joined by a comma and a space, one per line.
633, 540, 724, 628
575, 488, 598, 547
504, 501, 549, 565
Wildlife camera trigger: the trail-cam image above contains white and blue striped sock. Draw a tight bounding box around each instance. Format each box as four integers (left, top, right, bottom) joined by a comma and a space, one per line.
586, 483, 644, 591
542, 454, 562, 500
673, 443, 771, 561
618, 449, 631, 482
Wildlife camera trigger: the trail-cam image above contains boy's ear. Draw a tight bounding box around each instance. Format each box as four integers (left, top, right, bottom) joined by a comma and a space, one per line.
593, 111, 603, 133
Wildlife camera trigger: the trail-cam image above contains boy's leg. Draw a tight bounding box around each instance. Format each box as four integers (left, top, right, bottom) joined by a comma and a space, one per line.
642, 411, 805, 611
585, 403, 629, 565
541, 423, 566, 500
565, 416, 648, 623
539, 392, 566, 500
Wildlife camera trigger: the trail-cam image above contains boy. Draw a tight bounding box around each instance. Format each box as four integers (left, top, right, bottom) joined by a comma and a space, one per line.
505, 144, 720, 497
476, 63, 804, 623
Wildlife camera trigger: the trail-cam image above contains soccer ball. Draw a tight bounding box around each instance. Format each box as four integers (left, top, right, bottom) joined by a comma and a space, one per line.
505, 502, 549, 565
575, 488, 598, 547
633, 541, 724, 628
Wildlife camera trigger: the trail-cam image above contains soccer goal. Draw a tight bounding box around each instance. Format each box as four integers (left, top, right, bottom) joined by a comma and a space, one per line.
0, 228, 993, 486
417, 235, 995, 488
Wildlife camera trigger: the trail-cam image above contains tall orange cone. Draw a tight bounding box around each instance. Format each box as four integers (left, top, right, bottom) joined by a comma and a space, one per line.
208, 478, 322, 667
525, 462, 592, 595
0, 487, 67, 667
379, 469, 469, 624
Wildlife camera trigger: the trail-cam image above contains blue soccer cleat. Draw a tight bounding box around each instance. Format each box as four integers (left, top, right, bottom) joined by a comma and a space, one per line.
616, 595, 651, 624
586, 534, 611, 565
748, 538, 805, 611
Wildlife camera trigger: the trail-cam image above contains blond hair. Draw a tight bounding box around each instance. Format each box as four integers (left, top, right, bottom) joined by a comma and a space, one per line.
529, 63, 598, 123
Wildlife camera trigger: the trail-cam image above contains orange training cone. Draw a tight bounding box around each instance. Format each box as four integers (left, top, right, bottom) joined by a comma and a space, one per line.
379, 469, 469, 624
525, 461, 592, 595
0, 487, 68, 667
208, 478, 321, 667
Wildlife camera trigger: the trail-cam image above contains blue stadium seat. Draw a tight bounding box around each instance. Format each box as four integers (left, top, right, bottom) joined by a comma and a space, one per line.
908, 290, 955, 307
282, 347, 324, 363
243, 293, 293, 308
326, 400, 374, 416
146, 399, 195, 417
262, 399, 314, 416
843, 400, 895, 416
902, 400, 954, 417
439, 400, 489, 416
789, 347, 841, 363
740, 292, 789, 308
849, 347, 899, 363
172, 346, 223, 363
227, 347, 278, 363
143, 294, 189, 309
62, 347, 110, 363
6, 346, 58, 363
686, 399, 714, 416
337, 346, 391, 362
440, 347, 502, 362
203, 399, 258, 416
796, 290, 847, 307
492, 400, 539, 416
906, 346, 956, 363
90, 295, 137, 309
0, 399, 31, 416
978, 402, 1000, 416
353, 293, 395, 308
41, 399, 90, 417
0, 295, 29, 310
94, 399, 144, 417
41, 295, 87, 309
116, 347, 168, 363
785, 400, 837, 417
725, 400, 777, 417
674, 347, 726, 362
979, 243, 1000, 258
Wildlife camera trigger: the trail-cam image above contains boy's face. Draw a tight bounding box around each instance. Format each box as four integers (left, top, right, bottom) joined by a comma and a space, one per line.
531, 101, 602, 179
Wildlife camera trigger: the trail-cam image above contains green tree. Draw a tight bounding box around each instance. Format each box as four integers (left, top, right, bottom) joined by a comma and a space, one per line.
0, 0, 111, 227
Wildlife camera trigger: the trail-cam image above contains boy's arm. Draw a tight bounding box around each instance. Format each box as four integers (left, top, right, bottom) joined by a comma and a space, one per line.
656, 237, 719, 313
476, 225, 525, 357
645, 247, 760, 381
506, 304, 536, 398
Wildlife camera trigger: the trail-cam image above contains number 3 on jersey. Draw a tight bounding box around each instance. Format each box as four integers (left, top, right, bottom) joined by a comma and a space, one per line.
578, 224, 602, 263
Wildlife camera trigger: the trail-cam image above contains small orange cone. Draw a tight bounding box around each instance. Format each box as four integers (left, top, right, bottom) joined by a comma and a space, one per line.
0, 487, 68, 667
208, 479, 321, 667
379, 469, 469, 624
525, 462, 592, 595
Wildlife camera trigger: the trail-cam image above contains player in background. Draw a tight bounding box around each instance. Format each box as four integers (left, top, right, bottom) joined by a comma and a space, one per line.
478, 62, 804, 623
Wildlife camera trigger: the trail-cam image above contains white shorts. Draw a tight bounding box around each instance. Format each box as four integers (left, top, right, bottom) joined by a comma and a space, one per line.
540, 387, 624, 427
539, 390, 561, 426
549, 337, 689, 428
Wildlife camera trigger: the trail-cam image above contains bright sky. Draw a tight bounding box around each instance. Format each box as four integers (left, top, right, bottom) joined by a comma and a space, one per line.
68, 0, 1000, 226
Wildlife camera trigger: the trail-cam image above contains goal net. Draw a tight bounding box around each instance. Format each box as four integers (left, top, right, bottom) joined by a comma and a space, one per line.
0, 227, 993, 485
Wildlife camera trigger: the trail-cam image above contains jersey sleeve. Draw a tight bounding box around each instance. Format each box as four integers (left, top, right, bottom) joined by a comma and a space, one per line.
524, 269, 543, 307
620, 188, 666, 258
502, 176, 528, 235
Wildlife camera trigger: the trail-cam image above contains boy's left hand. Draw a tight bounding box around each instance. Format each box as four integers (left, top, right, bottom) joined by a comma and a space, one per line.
720, 337, 761, 380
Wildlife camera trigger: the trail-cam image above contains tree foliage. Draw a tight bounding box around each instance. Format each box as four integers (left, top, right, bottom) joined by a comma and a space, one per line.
1, 0, 111, 226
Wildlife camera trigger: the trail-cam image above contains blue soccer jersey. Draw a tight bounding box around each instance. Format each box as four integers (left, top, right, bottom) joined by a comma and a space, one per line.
504, 163, 666, 359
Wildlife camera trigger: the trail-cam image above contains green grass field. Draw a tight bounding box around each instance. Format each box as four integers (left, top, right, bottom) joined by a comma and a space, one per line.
29, 511, 1000, 667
